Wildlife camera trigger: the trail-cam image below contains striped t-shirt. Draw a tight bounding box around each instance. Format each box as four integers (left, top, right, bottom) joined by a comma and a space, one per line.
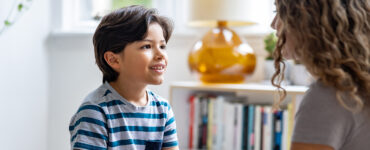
69, 82, 178, 150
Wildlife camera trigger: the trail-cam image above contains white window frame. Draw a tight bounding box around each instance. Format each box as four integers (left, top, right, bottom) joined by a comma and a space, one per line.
52, 0, 275, 35
54, 0, 178, 33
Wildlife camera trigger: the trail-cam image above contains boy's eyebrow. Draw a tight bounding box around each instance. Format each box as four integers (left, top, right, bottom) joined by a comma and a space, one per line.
141, 39, 166, 42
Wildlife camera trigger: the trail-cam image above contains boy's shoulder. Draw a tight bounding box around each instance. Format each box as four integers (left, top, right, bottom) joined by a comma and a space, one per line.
81, 83, 111, 106
147, 89, 171, 108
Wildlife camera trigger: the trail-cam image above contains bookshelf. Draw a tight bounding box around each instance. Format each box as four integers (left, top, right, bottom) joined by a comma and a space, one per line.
169, 81, 308, 150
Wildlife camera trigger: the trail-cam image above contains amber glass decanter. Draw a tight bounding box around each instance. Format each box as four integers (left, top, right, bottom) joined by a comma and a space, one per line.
188, 21, 256, 83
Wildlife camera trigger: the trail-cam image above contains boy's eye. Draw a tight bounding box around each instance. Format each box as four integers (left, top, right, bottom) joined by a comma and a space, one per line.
141, 44, 151, 49
160, 45, 167, 49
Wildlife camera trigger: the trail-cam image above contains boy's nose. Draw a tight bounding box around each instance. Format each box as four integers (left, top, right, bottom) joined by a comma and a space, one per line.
154, 48, 165, 60
155, 53, 164, 60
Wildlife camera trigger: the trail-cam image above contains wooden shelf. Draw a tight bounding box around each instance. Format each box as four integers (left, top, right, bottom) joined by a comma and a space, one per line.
170, 81, 308, 95
169, 81, 309, 149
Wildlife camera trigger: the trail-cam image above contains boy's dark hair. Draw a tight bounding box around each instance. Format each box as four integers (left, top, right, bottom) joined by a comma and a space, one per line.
93, 5, 173, 83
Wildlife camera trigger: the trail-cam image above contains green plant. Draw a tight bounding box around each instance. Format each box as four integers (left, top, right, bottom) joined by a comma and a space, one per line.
92, 0, 153, 21
264, 32, 278, 60
112, 0, 152, 10
0, 0, 33, 35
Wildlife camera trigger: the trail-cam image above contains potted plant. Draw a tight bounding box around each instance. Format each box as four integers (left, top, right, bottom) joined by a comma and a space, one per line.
263, 33, 277, 82
264, 33, 277, 60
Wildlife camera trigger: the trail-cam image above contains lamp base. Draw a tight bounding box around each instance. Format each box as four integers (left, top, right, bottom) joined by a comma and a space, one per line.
199, 74, 245, 84
188, 21, 256, 84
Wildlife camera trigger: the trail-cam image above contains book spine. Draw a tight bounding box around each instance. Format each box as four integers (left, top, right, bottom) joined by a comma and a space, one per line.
282, 110, 289, 150
247, 105, 255, 150
254, 106, 262, 150
214, 96, 224, 150
207, 97, 214, 150
222, 101, 234, 150
262, 106, 272, 150
192, 95, 200, 149
274, 111, 283, 150
235, 104, 244, 150
242, 105, 249, 150
286, 103, 294, 150
198, 96, 207, 149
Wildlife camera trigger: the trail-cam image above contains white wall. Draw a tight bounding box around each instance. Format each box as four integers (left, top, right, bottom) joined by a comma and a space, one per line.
0, 0, 49, 149
0, 0, 270, 149
47, 31, 266, 149
47, 33, 102, 149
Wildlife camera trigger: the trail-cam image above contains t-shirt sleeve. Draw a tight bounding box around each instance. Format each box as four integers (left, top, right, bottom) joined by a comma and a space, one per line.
292, 84, 354, 150
69, 104, 108, 150
162, 104, 179, 148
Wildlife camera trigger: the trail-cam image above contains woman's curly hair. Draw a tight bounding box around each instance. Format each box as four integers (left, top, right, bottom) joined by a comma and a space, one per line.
272, 0, 370, 112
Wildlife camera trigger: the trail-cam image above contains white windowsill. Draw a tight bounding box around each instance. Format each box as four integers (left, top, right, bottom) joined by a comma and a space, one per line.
50, 26, 272, 39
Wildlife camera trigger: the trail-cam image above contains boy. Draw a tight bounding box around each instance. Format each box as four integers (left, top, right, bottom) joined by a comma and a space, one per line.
69, 5, 178, 150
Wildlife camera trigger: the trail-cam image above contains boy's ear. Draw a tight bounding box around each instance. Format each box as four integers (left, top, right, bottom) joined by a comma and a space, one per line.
104, 51, 121, 71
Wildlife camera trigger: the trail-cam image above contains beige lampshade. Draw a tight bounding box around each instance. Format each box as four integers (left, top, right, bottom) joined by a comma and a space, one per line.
188, 0, 256, 27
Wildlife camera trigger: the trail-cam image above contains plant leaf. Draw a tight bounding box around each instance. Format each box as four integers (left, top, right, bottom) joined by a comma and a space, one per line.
4, 20, 11, 26
18, 3, 24, 11
264, 33, 278, 60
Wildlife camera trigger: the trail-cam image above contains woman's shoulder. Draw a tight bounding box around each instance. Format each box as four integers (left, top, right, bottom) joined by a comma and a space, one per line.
303, 81, 340, 106
298, 80, 354, 119
295, 81, 370, 149
307, 80, 335, 96
303, 80, 363, 111
303, 80, 338, 105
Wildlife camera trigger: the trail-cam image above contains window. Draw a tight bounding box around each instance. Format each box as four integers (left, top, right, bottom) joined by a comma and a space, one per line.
57, 0, 275, 34
59, 0, 175, 32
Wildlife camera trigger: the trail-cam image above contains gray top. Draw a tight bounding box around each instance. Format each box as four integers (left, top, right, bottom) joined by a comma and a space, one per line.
293, 80, 370, 150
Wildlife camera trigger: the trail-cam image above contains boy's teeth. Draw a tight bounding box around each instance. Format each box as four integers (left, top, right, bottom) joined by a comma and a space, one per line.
151, 66, 163, 69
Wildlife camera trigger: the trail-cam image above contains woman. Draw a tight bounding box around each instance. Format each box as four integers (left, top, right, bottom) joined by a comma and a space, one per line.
271, 0, 370, 149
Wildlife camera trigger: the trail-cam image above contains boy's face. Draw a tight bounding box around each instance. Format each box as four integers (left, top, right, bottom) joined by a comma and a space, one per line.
117, 23, 168, 85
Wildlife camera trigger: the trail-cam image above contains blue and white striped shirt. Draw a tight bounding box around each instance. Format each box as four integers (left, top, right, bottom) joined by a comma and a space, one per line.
69, 82, 178, 150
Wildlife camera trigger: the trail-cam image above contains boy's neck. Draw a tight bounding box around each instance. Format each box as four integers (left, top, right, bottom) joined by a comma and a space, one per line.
109, 79, 148, 106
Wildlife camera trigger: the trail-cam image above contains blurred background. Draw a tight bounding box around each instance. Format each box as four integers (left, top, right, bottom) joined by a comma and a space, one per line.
0, 0, 277, 149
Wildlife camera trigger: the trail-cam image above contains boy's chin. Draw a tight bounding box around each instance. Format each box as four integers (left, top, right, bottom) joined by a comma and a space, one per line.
150, 78, 164, 85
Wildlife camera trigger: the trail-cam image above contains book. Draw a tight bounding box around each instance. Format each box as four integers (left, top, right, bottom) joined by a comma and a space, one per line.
222, 101, 235, 150
188, 95, 195, 148
286, 103, 294, 150
247, 105, 255, 150
235, 103, 244, 150
192, 95, 201, 149
260, 107, 264, 150
254, 105, 262, 150
282, 110, 289, 150
213, 96, 225, 150
262, 106, 273, 150
198, 96, 208, 149
207, 97, 215, 150
242, 106, 249, 150
273, 110, 283, 150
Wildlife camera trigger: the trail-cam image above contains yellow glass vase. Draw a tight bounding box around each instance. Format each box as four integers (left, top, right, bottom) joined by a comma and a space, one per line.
188, 21, 256, 83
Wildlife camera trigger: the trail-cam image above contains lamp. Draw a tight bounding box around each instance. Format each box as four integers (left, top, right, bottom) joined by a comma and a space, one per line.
188, 0, 257, 84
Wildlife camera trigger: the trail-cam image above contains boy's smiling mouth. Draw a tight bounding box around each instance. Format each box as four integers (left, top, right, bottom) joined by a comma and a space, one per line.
149, 63, 166, 73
